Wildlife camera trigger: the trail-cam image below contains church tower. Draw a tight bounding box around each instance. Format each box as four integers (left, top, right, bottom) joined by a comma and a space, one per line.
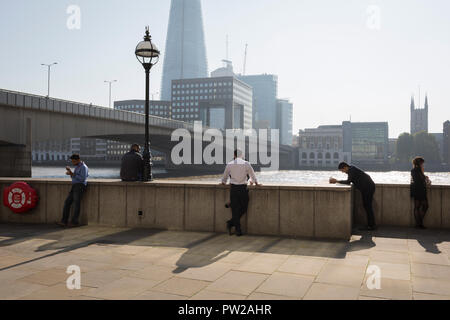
410, 94, 429, 135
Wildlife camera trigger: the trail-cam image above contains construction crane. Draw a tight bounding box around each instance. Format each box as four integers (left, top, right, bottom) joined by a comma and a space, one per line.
243, 43, 248, 75
226, 35, 229, 61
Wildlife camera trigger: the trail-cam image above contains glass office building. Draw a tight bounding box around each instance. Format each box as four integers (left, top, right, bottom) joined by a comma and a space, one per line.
276, 99, 293, 146
237, 74, 278, 129
343, 121, 389, 166
171, 76, 252, 130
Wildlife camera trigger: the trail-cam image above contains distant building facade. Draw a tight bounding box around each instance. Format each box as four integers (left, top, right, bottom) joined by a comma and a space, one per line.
444, 121, 450, 165
114, 100, 171, 117
430, 133, 444, 162
161, 0, 208, 101
71, 138, 107, 161
33, 138, 108, 163
411, 95, 429, 134
388, 138, 398, 160
171, 76, 252, 129
343, 121, 389, 167
32, 140, 71, 162
237, 74, 278, 129
298, 125, 351, 168
210, 60, 235, 78
276, 99, 293, 146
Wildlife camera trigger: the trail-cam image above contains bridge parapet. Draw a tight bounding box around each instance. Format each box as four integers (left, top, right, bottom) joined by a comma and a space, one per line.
0, 88, 193, 131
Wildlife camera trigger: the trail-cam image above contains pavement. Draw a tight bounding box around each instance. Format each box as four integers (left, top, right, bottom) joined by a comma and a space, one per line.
0, 224, 450, 300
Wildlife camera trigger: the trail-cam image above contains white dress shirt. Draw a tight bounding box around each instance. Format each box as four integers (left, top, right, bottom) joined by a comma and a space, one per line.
222, 158, 258, 185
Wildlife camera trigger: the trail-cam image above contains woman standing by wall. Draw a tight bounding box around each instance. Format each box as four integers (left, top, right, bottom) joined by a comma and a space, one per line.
410, 157, 432, 229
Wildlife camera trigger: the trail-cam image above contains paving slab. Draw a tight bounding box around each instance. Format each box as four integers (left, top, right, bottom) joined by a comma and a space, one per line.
316, 263, 366, 288
413, 292, 450, 300
133, 290, 187, 300
79, 268, 131, 288
412, 277, 450, 296
175, 262, 233, 282
153, 277, 210, 297
84, 277, 159, 300
190, 290, 247, 300
254, 272, 314, 299
0, 279, 46, 300
247, 292, 298, 300
411, 263, 450, 281
17, 267, 68, 286
232, 253, 289, 275
303, 283, 360, 300
277, 256, 326, 276
369, 261, 411, 281
327, 254, 369, 267
369, 250, 410, 264
410, 252, 449, 266
360, 277, 412, 300
129, 265, 176, 283
206, 271, 269, 296
19, 283, 93, 300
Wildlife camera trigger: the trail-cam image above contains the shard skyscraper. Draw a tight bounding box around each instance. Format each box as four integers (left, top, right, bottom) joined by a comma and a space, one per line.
161, 0, 208, 101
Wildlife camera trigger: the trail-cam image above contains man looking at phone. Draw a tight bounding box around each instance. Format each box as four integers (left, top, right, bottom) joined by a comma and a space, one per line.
57, 154, 89, 228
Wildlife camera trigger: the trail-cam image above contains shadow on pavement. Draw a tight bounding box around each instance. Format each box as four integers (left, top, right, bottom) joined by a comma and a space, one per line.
0, 223, 448, 274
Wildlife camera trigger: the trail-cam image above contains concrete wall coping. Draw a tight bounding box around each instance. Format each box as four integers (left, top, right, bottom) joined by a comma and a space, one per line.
0, 177, 356, 192
2, 178, 449, 188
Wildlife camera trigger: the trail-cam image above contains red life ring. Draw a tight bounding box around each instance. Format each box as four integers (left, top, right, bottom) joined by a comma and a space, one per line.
2, 182, 39, 214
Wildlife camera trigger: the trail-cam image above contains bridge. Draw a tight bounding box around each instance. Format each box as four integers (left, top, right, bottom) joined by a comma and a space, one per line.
0, 88, 297, 177
0, 88, 195, 177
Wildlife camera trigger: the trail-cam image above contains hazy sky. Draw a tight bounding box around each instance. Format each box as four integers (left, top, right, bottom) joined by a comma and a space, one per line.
1, 0, 449, 138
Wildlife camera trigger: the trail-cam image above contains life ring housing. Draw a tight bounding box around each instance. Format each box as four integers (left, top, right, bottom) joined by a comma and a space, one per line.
3, 182, 39, 214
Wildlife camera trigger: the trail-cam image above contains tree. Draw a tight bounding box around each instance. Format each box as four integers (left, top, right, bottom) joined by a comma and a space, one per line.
413, 131, 441, 164
396, 133, 414, 163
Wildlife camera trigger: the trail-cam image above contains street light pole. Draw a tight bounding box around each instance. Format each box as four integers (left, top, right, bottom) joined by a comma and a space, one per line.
104, 80, 117, 108
135, 27, 160, 182
145, 66, 151, 178
41, 62, 58, 97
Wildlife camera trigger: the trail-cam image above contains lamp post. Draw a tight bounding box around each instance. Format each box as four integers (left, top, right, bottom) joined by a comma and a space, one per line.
104, 80, 117, 108
135, 26, 160, 182
41, 62, 58, 97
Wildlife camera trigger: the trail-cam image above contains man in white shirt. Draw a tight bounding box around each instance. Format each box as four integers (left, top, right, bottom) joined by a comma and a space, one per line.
221, 150, 260, 236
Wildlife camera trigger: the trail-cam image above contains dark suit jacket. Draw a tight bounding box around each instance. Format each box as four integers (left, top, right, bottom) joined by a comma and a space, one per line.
338, 166, 375, 193
120, 151, 144, 182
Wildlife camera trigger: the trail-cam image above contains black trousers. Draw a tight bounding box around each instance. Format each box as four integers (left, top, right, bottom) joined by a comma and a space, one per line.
228, 185, 249, 232
62, 183, 86, 225
360, 185, 376, 228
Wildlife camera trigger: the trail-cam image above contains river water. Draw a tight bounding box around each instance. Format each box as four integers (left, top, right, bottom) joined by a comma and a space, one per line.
32, 166, 450, 186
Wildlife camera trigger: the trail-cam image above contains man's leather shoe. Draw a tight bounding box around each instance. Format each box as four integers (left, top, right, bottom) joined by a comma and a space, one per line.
226, 222, 233, 236
67, 223, 80, 228
56, 222, 67, 228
